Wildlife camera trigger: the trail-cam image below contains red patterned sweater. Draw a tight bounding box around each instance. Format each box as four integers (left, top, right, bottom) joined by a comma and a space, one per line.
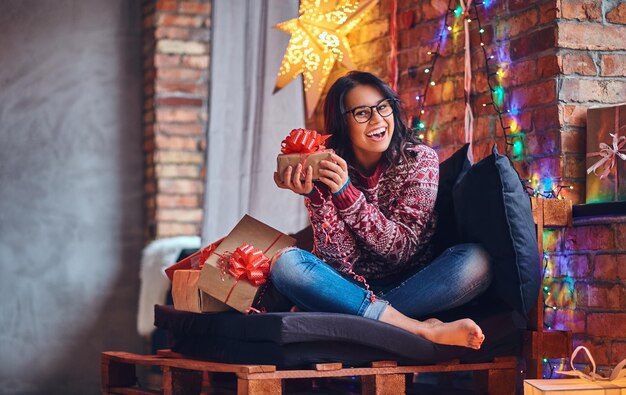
304, 143, 439, 280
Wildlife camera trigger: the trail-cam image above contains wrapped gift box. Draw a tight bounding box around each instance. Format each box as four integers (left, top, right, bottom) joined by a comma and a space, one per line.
276, 128, 334, 182
276, 149, 334, 182
172, 270, 231, 313
164, 237, 225, 282
586, 103, 626, 203
524, 378, 626, 394
198, 214, 296, 313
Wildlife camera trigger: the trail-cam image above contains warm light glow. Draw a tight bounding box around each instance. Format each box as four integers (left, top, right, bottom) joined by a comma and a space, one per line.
273, 0, 378, 117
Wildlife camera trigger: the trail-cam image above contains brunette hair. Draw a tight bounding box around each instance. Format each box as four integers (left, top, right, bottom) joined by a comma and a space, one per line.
323, 71, 419, 167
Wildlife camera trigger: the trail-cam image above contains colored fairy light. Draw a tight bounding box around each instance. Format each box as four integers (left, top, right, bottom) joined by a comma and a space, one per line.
454, 5, 463, 17
513, 139, 523, 157
424, 68, 430, 73
447, 25, 453, 31
479, 28, 485, 33
418, 122, 426, 129
418, 133, 425, 139
430, 81, 436, 86
493, 85, 505, 106
415, 95, 420, 100
483, 0, 492, 6
510, 119, 519, 132
489, 55, 495, 59
421, 109, 425, 114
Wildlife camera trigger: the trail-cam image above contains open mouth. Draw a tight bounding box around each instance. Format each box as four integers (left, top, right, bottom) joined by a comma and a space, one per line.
366, 127, 386, 141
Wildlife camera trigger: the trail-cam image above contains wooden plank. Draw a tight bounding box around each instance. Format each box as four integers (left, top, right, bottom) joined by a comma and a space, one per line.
101, 355, 137, 393
542, 198, 573, 228
487, 368, 518, 395
313, 362, 343, 371
362, 373, 406, 395
103, 352, 276, 374
108, 388, 160, 395
371, 361, 397, 368
523, 330, 572, 360
237, 378, 282, 395
241, 359, 518, 380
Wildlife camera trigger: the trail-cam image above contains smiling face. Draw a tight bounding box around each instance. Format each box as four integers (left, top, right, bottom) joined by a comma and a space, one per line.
344, 84, 395, 172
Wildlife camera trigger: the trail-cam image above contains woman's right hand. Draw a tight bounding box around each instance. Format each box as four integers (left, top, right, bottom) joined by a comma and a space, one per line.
274, 163, 314, 195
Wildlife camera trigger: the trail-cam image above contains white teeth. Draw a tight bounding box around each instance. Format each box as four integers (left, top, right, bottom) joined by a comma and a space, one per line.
366, 128, 386, 137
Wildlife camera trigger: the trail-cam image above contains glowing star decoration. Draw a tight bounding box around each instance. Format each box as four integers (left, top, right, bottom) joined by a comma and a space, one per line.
273, 0, 379, 117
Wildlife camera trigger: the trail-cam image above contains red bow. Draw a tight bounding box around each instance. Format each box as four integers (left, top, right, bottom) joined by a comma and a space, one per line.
227, 244, 270, 286
281, 128, 330, 154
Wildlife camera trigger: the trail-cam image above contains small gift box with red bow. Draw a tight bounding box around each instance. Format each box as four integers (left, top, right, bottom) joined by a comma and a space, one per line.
586, 103, 626, 204
276, 128, 334, 182
197, 214, 296, 313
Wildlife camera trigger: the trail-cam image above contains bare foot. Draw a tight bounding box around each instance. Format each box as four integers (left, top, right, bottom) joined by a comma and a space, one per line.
419, 318, 485, 350
378, 306, 484, 350
423, 318, 443, 326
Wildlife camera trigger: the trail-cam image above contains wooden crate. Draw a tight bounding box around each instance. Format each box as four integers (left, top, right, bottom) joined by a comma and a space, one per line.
101, 350, 519, 394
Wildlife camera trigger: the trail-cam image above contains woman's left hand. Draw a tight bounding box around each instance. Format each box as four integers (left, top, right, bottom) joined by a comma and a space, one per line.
318, 153, 349, 194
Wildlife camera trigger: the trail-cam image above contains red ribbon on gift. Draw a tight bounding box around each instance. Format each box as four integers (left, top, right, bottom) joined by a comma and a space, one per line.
227, 244, 270, 286
280, 128, 330, 155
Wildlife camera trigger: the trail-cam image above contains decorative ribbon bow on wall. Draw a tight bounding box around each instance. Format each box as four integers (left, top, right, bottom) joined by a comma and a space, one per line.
587, 130, 626, 179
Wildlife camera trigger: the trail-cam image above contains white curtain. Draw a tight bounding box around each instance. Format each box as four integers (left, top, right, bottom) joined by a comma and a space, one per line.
202, 0, 309, 243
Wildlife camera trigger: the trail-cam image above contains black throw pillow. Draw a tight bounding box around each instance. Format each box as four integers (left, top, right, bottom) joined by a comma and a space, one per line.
430, 143, 471, 258
452, 145, 540, 317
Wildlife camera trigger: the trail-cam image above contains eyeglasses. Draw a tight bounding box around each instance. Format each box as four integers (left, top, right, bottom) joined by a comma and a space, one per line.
343, 98, 395, 124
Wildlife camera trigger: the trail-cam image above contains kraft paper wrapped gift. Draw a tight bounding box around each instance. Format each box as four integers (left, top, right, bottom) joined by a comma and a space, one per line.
586, 103, 626, 203
172, 270, 231, 313
276, 128, 334, 182
197, 214, 296, 313
164, 237, 225, 282
524, 378, 626, 394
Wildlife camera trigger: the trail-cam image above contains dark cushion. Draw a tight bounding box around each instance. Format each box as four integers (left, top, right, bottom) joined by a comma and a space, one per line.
431, 143, 471, 258
452, 145, 540, 317
154, 305, 520, 368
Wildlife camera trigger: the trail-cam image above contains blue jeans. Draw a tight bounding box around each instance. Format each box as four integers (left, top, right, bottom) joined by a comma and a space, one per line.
270, 244, 492, 320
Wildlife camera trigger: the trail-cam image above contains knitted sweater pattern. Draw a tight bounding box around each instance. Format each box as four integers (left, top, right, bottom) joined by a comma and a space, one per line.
305, 143, 439, 280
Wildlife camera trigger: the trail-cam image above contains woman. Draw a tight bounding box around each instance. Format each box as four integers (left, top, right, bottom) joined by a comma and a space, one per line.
273, 71, 492, 350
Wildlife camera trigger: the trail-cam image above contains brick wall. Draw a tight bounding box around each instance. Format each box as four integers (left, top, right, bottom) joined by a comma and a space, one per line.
142, 0, 211, 240
544, 220, 626, 369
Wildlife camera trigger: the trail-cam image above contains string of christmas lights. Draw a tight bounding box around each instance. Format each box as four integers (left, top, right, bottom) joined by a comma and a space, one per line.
523, 180, 574, 199
470, 1, 515, 156
407, 0, 455, 140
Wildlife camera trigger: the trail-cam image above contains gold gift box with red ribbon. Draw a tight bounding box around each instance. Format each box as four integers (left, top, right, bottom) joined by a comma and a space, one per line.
276, 128, 334, 182
586, 103, 626, 203
197, 214, 296, 313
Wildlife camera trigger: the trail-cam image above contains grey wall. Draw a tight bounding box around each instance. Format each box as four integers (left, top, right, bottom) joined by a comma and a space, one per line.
0, 1, 144, 394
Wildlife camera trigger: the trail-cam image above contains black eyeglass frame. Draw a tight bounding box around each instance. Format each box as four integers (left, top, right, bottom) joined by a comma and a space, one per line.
342, 98, 396, 124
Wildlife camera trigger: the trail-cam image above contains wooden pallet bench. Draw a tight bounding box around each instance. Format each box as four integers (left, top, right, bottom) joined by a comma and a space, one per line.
101, 349, 519, 394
